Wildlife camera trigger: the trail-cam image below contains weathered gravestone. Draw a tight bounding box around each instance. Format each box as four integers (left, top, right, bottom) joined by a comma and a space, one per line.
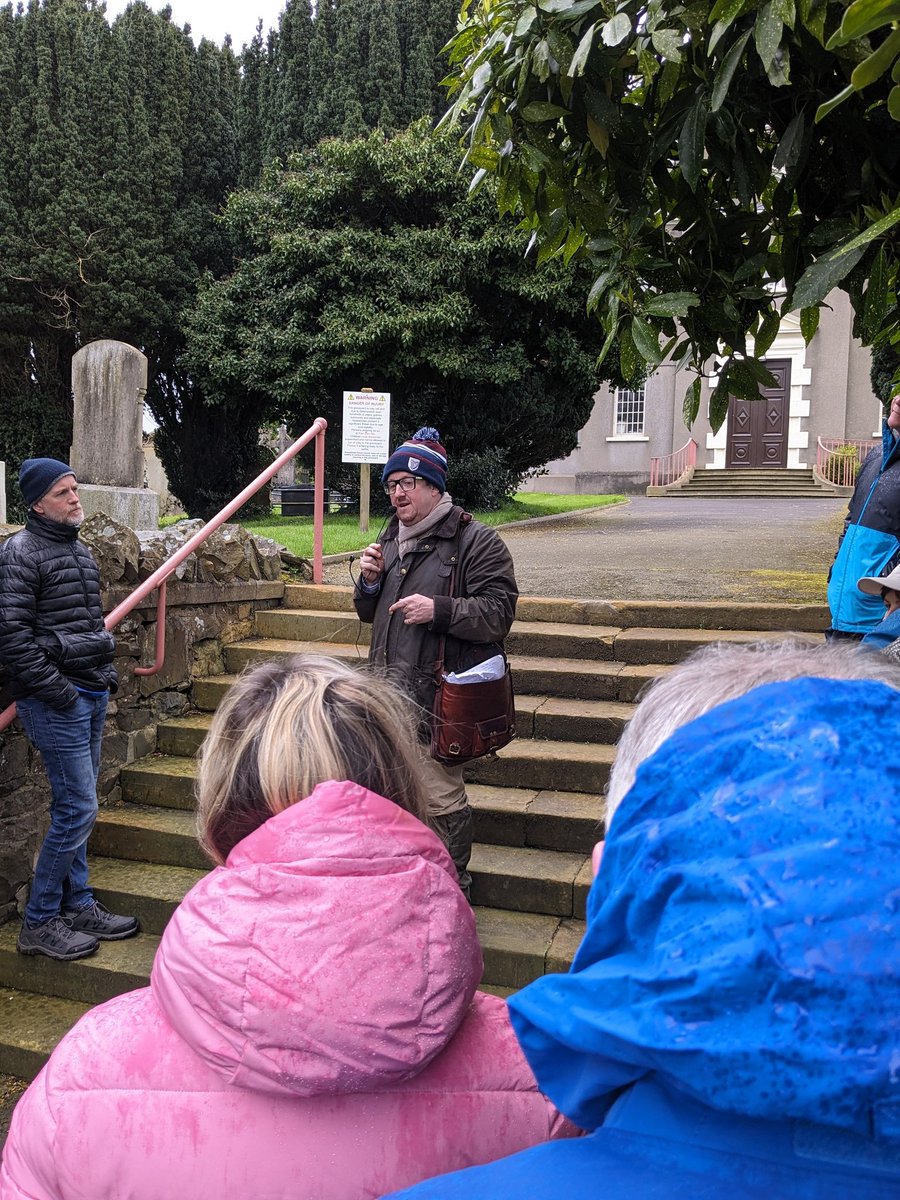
71, 339, 159, 528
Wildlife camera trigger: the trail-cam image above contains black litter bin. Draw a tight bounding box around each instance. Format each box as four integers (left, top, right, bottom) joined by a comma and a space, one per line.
280, 485, 329, 516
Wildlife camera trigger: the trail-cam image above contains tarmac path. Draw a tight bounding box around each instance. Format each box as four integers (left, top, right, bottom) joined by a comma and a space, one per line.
496, 496, 847, 603
326, 495, 849, 604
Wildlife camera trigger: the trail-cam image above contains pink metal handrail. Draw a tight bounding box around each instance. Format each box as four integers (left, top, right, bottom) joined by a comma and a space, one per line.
816, 436, 878, 489
0, 417, 328, 732
649, 438, 698, 488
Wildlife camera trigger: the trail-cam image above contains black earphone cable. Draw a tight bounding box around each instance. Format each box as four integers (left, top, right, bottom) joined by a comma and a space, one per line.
348, 509, 392, 657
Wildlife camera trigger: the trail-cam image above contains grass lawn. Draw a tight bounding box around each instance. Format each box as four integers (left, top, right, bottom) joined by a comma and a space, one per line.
239, 492, 625, 558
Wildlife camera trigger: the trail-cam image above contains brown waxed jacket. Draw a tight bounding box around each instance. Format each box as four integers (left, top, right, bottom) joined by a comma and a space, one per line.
353, 505, 518, 730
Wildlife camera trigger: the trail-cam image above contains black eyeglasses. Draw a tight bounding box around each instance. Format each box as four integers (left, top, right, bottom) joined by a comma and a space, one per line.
384, 477, 420, 496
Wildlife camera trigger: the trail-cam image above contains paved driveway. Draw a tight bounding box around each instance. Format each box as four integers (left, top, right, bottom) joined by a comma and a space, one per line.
324, 495, 848, 603
493, 496, 847, 603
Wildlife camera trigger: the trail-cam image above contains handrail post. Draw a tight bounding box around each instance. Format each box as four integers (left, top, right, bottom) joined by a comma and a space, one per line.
313, 425, 325, 585
134, 580, 168, 677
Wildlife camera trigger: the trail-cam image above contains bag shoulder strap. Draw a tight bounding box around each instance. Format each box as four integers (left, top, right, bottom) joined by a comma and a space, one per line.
434, 558, 457, 685
433, 511, 475, 682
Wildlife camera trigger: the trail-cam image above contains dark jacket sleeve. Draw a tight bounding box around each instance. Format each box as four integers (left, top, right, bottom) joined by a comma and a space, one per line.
431, 523, 518, 642
0, 544, 79, 709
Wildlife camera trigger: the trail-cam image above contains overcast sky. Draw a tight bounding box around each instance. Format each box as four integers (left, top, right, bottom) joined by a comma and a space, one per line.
103, 0, 286, 50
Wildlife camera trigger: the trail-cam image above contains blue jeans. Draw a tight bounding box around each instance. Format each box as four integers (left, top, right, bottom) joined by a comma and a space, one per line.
17, 691, 107, 926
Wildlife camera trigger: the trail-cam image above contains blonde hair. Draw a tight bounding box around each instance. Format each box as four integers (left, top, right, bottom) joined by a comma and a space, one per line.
197, 654, 431, 863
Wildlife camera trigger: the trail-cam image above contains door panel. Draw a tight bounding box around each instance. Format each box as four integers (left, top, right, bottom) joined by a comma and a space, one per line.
725, 360, 790, 468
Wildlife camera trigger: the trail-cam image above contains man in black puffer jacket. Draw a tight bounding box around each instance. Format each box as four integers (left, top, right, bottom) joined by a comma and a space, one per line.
0, 458, 138, 960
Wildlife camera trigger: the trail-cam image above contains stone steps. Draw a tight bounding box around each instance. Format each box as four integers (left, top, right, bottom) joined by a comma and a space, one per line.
0, 923, 159, 1009
89, 854, 207, 936
0, 587, 825, 1080
0, 903, 585, 1062
670, 470, 833, 499
251, 609, 819, 665
284, 584, 829, 632
226, 625, 815, 677
0, 989, 92, 1082
223, 638, 668, 702
476, 909, 585, 991
668, 489, 829, 498
189, 679, 635, 744
81, 841, 591, 926
151, 712, 616, 794
117, 767, 603, 855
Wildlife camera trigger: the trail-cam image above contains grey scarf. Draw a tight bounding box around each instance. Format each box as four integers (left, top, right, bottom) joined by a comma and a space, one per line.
397, 493, 454, 559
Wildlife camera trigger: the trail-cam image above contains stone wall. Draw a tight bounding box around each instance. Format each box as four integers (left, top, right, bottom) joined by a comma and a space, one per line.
0, 517, 289, 924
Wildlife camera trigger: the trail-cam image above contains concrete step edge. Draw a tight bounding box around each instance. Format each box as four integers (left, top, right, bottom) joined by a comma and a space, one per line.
157, 714, 618, 759
0, 987, 92, 1082
0, 923, 160, 1008
277, 584, 828, 631
0, 906, 583, 1031
84, 832, 594, 919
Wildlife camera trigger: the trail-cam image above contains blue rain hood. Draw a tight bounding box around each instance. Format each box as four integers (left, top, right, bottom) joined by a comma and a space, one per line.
509, 677, 900, 1142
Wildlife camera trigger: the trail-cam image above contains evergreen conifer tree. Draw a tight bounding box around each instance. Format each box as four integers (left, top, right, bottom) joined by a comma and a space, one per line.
303, 0, 336, 145
363, 0, 402, 132
238, 23, 267, 185
332, 0, 368, 140
268, 0, 313, 157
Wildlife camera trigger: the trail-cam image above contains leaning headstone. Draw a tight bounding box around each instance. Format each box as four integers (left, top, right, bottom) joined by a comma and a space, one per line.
71, 340, 159, 529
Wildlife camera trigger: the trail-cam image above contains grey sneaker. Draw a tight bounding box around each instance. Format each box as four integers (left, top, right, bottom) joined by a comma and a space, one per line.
62, 900, 139, 941
17, 916, 99, 960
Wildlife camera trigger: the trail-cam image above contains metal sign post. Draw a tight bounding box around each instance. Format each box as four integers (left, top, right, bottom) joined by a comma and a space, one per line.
342, 389, 391, 535
359, 463, 370, 533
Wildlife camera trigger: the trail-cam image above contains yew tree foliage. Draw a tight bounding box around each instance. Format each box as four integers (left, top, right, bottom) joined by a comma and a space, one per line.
183, 124, 617, 509
237, 0, 460, 177
0, 0, 467, 519
443, 0, 900, 431
0, 0, 245, 519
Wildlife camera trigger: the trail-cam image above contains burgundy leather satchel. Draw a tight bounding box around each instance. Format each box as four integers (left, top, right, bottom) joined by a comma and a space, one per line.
431, 663, 516, 764
429, 554, 516, 764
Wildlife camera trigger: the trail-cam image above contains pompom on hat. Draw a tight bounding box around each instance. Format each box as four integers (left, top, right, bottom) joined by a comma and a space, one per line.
19, 458, 76, 509
382, 427, 448, 493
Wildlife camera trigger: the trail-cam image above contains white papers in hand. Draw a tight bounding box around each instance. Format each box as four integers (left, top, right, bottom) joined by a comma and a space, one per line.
443, 654, 506, 684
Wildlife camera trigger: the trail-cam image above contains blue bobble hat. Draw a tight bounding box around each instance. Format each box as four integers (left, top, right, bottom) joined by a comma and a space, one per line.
19, 458, 76, 508
382, 427, 448, 493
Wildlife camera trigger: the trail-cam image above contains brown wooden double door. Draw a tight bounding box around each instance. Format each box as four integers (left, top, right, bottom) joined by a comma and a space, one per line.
725, 359, 791, 468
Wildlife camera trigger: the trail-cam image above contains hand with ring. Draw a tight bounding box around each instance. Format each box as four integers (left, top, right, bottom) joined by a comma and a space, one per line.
388, 594, 435, 625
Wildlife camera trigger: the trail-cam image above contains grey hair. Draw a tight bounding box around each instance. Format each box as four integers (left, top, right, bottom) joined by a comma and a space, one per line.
606, 638, 900, 823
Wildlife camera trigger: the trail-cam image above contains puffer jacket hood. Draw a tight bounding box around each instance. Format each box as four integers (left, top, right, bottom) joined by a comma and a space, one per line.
152, 779, 483, 1097
509, 677, 900, 1140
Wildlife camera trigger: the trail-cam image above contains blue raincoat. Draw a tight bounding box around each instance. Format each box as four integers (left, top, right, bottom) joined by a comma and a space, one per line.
388, 678, 900, 1199
828, 424, 900, 633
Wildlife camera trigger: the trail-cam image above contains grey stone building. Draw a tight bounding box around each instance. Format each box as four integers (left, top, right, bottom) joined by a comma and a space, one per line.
523, 290, 881, 494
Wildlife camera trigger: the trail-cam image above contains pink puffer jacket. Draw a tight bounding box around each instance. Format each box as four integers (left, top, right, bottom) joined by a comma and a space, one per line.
1, 781, 573, 1199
